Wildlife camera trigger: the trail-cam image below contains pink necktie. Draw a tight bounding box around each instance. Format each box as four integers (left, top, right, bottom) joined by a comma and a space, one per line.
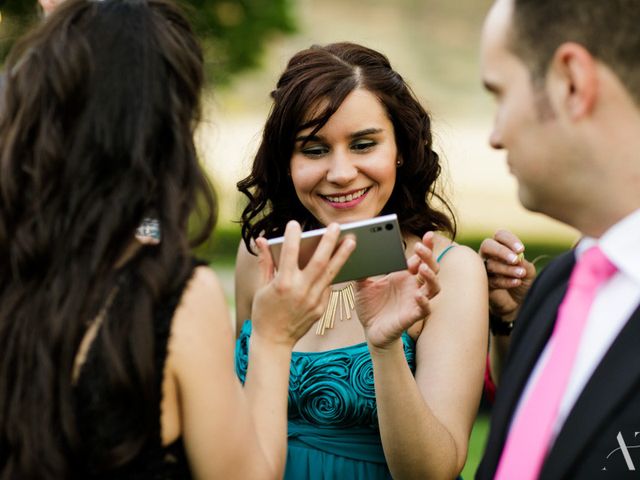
495, 246, 617, 480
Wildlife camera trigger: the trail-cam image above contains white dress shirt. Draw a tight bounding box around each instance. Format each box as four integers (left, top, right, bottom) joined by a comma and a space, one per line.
509, 208, 640, 444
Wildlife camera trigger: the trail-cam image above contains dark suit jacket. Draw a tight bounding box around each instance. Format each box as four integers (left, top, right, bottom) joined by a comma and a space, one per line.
477, 251, 640, 479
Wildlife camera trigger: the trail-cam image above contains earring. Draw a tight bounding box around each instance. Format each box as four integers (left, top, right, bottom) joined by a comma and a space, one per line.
396, 159, 402, 166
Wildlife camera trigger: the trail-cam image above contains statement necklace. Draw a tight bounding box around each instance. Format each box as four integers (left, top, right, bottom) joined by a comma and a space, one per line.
316, 282, 355, 335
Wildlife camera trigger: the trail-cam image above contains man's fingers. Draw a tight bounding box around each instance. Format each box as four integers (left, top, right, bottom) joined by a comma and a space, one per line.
494, 229, 525, 254
484, 258, 527, 279
488, 276, 522, 289
480, 238, 521, 265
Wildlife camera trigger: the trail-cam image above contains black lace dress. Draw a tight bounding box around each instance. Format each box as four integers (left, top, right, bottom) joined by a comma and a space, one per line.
72, 264, 198, 479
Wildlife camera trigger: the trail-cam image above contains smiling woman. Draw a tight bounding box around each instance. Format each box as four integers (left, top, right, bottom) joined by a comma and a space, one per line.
290, 89, 398, 225
234, 42, 489, 479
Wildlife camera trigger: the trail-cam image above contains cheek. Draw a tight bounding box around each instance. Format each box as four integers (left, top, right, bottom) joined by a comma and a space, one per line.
290, 158, 323, 197
372, 152, 398, 191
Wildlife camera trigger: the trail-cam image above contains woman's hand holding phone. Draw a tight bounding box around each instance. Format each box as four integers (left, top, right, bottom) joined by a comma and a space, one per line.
354, 231, 441, 350
250, 220, 356, 348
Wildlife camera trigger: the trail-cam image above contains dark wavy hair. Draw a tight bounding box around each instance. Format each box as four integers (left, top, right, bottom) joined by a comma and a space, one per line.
0, 0, 216, 478
238, 42, 455, 251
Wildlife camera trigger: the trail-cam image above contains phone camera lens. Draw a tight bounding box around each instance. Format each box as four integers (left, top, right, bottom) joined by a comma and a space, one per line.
385, 223, 393, 231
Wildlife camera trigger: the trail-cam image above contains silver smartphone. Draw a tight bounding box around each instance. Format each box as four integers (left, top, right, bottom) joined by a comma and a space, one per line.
267, 214, 407, 284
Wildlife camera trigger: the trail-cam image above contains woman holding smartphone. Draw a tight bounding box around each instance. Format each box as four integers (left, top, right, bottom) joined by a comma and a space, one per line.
235, 42, 488, 479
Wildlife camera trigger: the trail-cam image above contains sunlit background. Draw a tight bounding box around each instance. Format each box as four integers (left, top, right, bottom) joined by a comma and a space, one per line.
197, 0, 578, 244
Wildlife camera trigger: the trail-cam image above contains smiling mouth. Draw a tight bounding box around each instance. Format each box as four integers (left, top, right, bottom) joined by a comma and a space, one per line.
321, 187, 370, 204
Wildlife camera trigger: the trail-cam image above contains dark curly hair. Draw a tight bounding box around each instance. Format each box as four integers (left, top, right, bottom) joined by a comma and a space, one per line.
0, 0, 215, 477
238, 42, 455, 251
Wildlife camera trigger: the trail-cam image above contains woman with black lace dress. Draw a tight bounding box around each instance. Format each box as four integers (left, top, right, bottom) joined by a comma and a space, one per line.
0, 1, 357, 478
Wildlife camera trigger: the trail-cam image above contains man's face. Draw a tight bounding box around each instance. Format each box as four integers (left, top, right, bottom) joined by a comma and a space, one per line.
480, 0, 566, 215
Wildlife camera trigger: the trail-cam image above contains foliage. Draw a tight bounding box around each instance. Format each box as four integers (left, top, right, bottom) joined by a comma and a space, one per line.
0, 0, 296, 84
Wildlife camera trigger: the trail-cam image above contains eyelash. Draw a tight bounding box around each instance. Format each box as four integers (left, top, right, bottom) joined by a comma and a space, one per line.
301, 140, 377, 158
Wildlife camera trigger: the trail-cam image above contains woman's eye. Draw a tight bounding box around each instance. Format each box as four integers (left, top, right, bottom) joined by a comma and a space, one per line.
301, 145, 328, 157
351, 140, 376, 152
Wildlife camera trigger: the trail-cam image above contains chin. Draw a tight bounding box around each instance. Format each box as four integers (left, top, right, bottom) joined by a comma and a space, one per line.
517, 189, 548, 216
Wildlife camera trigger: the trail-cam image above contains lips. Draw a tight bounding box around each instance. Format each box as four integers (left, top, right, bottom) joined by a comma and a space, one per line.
321, 187, 369, 204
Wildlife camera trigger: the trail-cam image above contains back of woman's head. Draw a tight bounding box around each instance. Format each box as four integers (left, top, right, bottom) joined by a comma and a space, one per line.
238, 42, 455, 248
0, 0, 215, 477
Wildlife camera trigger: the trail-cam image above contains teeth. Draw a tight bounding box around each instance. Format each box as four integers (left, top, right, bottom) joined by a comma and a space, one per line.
325, 188, 368, 203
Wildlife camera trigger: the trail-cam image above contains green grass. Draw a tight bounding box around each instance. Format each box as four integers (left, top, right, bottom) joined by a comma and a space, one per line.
461, 414, 490, 478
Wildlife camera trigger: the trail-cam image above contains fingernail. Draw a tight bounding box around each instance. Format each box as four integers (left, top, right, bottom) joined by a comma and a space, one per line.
515, 267, 526, 277
508, 253, 518, 264
515, 242, 524, 252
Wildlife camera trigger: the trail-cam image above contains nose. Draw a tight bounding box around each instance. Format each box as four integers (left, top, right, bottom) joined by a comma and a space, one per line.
489, 127, 504, 150
325, 150, 358, 185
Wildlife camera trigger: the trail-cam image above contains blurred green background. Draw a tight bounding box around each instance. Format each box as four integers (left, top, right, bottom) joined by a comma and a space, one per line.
1, 1, 577, 476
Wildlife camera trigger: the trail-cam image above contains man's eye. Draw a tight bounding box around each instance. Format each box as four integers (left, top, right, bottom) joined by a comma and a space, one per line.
351, 140, 376, 152
301, 145, 328, 157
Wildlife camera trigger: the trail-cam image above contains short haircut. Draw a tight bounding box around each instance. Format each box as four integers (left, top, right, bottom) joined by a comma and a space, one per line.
509, 0, 640, 104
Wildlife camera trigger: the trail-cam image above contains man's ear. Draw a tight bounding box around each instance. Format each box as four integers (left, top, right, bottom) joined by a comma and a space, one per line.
548, 42, 598, 119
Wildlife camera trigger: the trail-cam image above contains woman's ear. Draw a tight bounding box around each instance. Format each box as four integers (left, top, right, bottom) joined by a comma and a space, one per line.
548, 42, 598, 120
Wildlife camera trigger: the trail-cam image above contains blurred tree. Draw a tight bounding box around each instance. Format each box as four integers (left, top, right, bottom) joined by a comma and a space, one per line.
0, 0, 297, 84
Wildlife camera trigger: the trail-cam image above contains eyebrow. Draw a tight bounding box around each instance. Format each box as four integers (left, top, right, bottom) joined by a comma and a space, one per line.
295, 128, 384, 143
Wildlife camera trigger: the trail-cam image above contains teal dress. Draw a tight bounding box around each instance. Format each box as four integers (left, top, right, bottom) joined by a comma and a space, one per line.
235, 322, 415, 479
234, 245, 455, 479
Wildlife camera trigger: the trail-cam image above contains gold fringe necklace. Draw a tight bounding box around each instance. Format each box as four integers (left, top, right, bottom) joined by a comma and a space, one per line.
315, 282, 355, 335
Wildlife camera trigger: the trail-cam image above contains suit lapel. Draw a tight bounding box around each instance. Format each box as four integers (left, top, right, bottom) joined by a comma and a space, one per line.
542, 304, 640, 478
480, 252, 576, 475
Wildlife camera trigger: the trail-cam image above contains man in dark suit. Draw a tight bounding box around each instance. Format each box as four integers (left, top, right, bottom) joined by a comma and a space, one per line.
477, 0, 640, 478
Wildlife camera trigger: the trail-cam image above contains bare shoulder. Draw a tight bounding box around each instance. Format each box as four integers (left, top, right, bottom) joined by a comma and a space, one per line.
236, 237, 258, 265
235, 238, 262, 285
234, 239, 262, 329
180, 266, 226, 313
171, 266, 232, 349
432, 235, 484, 274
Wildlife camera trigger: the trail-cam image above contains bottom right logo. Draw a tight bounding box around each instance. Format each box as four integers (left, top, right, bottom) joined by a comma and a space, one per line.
603, 432, 640, 471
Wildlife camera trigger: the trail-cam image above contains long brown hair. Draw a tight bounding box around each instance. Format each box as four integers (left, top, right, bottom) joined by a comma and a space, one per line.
0, 0, 216, 477
238, 42, 455, 250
